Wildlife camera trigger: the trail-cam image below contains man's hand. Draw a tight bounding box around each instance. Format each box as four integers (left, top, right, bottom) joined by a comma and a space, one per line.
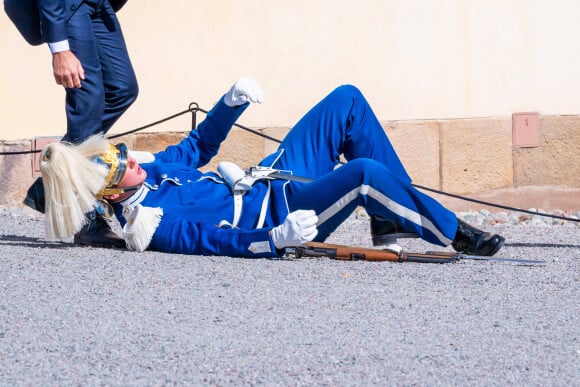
270, 210, 319, 249
224, 77, 265, 107
52, 51, 85, 88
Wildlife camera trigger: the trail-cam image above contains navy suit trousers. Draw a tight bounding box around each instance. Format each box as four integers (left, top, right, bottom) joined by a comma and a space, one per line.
62, 0, 138, 143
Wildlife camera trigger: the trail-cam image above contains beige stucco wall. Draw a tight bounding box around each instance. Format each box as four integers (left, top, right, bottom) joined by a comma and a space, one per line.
1, 1, 580, 140
0, 1, 579, 209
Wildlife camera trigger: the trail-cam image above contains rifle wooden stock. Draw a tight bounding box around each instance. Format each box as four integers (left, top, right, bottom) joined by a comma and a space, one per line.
296, 242, 456, 264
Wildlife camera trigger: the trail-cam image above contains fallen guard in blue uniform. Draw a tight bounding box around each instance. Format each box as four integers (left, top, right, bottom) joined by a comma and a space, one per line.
39, 78, 505, 258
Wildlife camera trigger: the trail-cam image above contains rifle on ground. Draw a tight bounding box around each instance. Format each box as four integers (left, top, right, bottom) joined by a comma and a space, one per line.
288, 242, 545, 265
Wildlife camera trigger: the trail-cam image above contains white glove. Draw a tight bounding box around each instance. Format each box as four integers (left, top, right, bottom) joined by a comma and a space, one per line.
224, 77, 265, 107
271, 210, 319, 249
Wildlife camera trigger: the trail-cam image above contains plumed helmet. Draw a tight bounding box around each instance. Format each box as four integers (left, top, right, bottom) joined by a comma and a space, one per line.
93, 142, 129, 197
39, 135, 129, 239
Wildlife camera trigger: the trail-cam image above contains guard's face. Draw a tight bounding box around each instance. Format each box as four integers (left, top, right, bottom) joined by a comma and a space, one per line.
117, 155, 147, 189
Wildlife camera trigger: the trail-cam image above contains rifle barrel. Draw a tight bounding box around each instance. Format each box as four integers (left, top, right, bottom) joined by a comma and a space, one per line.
400, 252, 456, 264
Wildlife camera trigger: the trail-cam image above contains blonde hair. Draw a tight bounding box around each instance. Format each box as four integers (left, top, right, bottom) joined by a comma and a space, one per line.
40, 135, 111, 239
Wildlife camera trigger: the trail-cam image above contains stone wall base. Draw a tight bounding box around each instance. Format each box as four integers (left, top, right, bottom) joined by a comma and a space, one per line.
1, 114, 578, 211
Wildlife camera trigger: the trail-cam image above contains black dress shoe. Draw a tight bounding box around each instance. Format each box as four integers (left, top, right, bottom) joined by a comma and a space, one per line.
23, 177, 46, 213
73, 214, 126, 249
370, 215, 418, 246
451, 219, 505, 256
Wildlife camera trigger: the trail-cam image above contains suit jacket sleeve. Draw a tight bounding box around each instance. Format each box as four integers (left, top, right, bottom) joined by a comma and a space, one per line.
37, 0, 69, 43
5, 0, 127, 46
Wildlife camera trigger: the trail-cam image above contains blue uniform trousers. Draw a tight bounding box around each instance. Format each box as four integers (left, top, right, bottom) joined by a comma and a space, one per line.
268, 85, 458, 246
115, 87, 458, 257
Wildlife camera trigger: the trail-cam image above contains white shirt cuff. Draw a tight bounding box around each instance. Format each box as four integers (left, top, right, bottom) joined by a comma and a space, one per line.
48, 40, 70, 54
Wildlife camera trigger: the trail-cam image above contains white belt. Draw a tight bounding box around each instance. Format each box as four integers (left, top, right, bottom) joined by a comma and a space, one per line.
218, 162, 276, 228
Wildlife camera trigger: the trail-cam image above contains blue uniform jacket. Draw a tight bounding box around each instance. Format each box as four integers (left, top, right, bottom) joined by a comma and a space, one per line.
4, 0, 128, 45
112, 97, 291, 258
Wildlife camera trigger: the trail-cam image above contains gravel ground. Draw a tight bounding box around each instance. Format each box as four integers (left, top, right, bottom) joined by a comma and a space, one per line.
0, 207, 578, 386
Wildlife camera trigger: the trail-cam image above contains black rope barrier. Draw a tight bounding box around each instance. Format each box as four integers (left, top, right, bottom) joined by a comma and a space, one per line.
412, 184, 579, 223
1, 102, 578, 223
0, 149, 40, 155
0, 103, 199, 154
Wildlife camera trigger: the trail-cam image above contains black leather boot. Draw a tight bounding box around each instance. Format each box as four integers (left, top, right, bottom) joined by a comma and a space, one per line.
451, 219, 505, 256
23, 177, 46, 213
73, 213, 126, 249
370, 215, 418, 246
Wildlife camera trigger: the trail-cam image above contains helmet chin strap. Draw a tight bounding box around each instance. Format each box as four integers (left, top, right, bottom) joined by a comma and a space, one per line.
100, 184, 141, 199
98, 185, 143, 217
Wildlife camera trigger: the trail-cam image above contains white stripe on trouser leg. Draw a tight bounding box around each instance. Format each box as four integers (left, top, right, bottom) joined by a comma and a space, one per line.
317, 184, 452, 246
